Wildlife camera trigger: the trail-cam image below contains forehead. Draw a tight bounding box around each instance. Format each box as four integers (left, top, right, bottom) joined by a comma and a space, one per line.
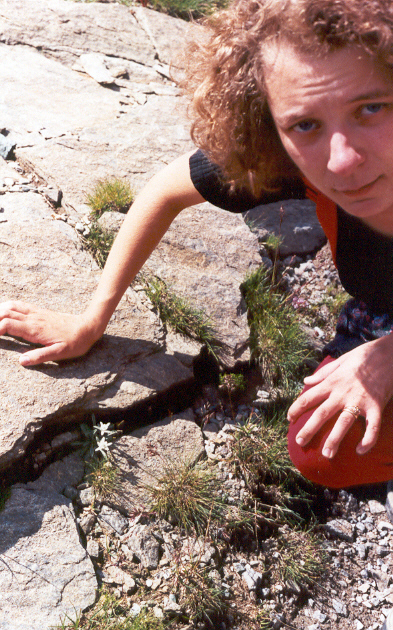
262, 41, 393, 124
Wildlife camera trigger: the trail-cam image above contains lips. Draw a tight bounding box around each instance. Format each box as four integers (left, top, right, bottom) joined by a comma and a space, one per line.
334, 176, 382, 197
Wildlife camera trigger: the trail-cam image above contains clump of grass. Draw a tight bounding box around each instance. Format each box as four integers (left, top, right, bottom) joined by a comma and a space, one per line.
57, 588, 164, 629
142, 275, 221, 356
242, 266, 310, 388
87, 458, 120, 501
146, 457, 224, 534
231, 415, 296, 487
86, 178, 135, 218
82, 222, 115, 269
275, 527, 326, 590
173, 561, 227, 623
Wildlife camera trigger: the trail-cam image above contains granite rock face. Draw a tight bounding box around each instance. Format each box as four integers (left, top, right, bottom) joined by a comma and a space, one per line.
0, 0, 259, 473
0, 454, 97, 630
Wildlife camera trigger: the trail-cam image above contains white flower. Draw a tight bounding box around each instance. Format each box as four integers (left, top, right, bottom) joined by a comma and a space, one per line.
94, 422, 112, 436
95, 436, 110, 457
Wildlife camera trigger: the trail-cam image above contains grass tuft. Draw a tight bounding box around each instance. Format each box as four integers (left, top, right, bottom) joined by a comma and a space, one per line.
146, 456, 224, 534
173, 561, 227, 623
57, 588, 164, 629
242, 266, 310, 388
275, 527, 327, 590
142, 275, 221, 356
82, 222, 115, 269
87, 457, 120, 501
230, 414, 297, 487
86, 178, 135, 218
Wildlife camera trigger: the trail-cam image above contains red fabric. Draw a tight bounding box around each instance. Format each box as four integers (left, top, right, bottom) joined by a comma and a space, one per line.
288, 357, 393, 487
303, 178, 339, 265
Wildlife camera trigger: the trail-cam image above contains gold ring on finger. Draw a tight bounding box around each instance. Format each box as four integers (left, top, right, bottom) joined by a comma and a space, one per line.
342, 405, 361, 420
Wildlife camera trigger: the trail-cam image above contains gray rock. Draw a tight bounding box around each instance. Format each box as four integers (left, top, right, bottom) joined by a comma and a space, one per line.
324, 519, 354, 542
110, 411, 204, 514
102, 565, 136, 593
98, 505, 128, 536
79, 511, 96, 535
0, 134, 16, 159
125, 523, 161, 570
332, 598, 348, 617
368, 499, 386, 514
86, 539, 100, 560
79, 487, 95, 507
0, 454, 96, 630
242, 564, 263, 591
79, 53, 114, 84
244, 198, 326, 256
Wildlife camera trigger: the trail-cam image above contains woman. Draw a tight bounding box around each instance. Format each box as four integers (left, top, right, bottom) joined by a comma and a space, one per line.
2, 0, 393, 489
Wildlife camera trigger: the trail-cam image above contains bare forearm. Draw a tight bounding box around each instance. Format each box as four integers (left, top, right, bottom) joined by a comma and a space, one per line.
84, 152, 204, 337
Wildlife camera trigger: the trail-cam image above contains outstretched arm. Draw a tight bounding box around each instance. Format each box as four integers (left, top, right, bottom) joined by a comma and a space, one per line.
288, 333, 393, 457
0, 151, 205, 366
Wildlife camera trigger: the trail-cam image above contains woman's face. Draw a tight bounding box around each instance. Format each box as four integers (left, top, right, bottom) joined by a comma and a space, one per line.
264, 41, 393, 233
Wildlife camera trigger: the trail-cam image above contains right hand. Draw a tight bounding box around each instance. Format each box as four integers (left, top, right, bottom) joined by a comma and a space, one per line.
0, 300, 102, 366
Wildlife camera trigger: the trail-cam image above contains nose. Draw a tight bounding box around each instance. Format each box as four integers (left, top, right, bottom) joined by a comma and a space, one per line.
327, 132, 364, 175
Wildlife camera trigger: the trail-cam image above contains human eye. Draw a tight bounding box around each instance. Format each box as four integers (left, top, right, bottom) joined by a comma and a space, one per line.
359, 103, 386, 117
292, 119, 318, 133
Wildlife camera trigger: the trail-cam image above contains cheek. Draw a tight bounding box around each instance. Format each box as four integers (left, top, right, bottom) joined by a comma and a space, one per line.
279, 135, 312, 173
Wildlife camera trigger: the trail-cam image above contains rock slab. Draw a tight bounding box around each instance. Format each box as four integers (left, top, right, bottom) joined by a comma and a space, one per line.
0, 454, 97, 630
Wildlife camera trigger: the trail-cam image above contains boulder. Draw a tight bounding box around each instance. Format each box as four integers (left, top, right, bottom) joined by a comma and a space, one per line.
110, 409, 204, 514
244, 198, 326, 256
0, 454, 97, 630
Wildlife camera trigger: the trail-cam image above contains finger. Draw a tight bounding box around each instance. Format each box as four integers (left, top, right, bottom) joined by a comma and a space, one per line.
288, 387, 328, 422
0, 317, 32, 340
0, 300, 33, 317
356, 408, 381, 455
303, 357, 341, 385
294, 398, 342, 446
20, 343, 67, 367
320, 409, 358, 459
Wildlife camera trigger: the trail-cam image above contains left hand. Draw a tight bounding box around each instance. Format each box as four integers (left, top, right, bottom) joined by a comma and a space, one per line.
287, 335, 393, 459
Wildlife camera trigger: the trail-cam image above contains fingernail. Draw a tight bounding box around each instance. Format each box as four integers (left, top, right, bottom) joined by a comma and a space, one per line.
322, 447, 332, 458
20, 356, 31, 366
296, 436, 305, 446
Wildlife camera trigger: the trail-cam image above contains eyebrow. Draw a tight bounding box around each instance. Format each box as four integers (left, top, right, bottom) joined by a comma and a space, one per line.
349, 89, 393, 103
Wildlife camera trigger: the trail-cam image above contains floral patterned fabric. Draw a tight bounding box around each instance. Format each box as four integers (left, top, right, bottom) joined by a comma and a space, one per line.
323, 298, 393, 359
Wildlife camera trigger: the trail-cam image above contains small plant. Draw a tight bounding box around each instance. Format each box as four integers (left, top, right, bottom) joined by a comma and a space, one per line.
274, 527, 326, 590
242, 266, 310, 388
146, 456, 224, 534
80, 418, 119, 460
86, 178, 135, 218
57, 588, 164, 629
231, 414, 296, 487
82, 222, 115, 269
219, 372, 246, 417
142, 275, 221, 357
173, 560, 227, 623
78, 418, 121, 500
87, 457, 120, 500
256, 608, 273, 630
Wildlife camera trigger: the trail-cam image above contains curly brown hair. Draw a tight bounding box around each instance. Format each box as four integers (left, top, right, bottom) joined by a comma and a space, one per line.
184, 0, 393, 195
